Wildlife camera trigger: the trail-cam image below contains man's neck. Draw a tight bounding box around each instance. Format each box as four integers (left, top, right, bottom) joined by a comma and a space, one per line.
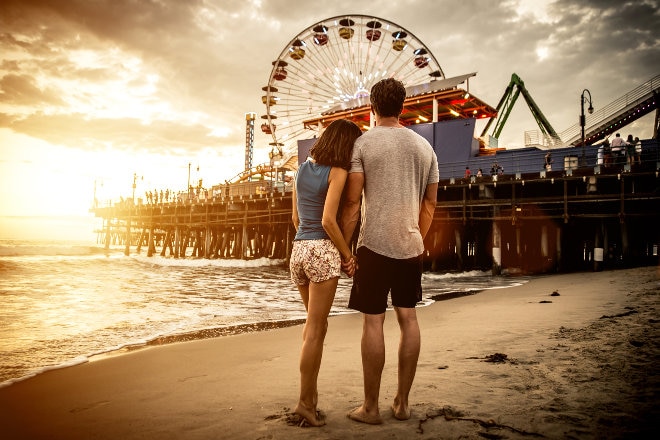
375, 115, 403, 128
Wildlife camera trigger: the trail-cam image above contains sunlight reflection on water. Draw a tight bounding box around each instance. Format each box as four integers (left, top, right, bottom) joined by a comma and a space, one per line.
0, 243, 528, 386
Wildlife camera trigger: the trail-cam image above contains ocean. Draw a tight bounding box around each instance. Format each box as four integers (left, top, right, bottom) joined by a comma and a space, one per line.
0, 239, 529, 387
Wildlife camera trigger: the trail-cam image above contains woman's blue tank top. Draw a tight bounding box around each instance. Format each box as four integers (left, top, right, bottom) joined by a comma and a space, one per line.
294, 160, 331, 240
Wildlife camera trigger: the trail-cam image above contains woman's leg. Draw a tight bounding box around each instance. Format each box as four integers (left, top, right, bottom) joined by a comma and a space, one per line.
295, 277, 338, 426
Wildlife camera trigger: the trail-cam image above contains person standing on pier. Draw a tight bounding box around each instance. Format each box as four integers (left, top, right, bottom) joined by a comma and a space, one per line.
611, 133, 626, 166
289, 118, 362, 427
340, 78, 439, 424
544, 152, 553, 171
625, 134, 636, 166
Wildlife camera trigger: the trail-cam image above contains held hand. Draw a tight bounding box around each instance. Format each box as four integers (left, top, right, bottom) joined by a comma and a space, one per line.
341, 255, 357, 278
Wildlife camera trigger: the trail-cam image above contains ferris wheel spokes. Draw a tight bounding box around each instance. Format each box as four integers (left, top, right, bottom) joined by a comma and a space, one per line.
262, 15, 445, 157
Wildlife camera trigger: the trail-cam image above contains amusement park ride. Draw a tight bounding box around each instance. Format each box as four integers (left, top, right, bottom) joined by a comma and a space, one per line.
229, 14, 497, 184
228, 14, 658, 185
479, 73, 560, 146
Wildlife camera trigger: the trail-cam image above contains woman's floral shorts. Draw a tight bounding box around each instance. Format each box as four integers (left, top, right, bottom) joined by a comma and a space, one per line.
290, 239, 341, 285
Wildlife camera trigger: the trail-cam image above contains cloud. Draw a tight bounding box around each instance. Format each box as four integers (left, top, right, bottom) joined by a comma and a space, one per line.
0, 73, 65, 106
0, 0, 658, 157
0, 111, 229, 153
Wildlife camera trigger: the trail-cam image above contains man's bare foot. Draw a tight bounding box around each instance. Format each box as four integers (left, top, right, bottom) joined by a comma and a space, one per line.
294, 402, 326, 427
347, 406, 383, 425
391, 403, 411, 420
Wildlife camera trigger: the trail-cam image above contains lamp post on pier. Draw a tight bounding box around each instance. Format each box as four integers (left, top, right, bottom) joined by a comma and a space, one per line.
187, 162, 191, 199
131, 172, 143, 204
132, 173, 138, 203
580, 89, 594, 167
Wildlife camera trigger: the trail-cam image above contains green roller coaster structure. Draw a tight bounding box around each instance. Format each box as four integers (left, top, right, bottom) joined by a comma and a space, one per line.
480, 73, 559, 144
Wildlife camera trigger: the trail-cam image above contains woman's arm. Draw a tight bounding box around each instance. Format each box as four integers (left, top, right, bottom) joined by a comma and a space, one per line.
322, 167, 354, 263
291, 182, 300, 232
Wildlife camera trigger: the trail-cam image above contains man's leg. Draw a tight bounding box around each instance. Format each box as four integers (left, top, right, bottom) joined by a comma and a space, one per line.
348, 312, 385, 424
392, 306, 420, 420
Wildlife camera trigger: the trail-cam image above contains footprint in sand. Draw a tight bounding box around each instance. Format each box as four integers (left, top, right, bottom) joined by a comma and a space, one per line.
69, 400, 110, 413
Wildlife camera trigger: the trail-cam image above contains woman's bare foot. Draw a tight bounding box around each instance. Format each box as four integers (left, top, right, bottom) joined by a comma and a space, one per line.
294, 402, 326, 427
347, 406, 383, 425
391, 398, 411, 420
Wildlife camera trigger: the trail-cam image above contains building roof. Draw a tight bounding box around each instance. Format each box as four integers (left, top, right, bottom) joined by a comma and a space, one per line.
302, 73, 497, 130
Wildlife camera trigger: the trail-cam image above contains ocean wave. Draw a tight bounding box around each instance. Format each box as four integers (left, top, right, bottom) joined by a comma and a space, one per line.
423, 269, 492, 280
0, 247, 529, 387
131, 254, 287, 268
0, 242, 111, 258
0, 240, 286, 265
0, 356, 89, 389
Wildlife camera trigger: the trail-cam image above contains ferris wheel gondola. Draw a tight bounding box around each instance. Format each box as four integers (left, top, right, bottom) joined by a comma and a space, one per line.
260, 15, 444, 159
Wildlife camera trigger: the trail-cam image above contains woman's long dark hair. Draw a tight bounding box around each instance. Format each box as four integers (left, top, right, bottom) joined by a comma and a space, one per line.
309, 119, 363, 169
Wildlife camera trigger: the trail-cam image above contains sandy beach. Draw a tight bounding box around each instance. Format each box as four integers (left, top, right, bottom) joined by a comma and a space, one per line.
1, 266, 658, 439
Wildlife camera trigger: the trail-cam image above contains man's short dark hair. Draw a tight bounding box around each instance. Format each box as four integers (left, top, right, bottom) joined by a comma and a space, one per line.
370, 78, 406, 118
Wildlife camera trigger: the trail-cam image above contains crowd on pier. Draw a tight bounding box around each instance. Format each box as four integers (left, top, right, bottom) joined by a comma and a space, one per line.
598, 133, 642, 167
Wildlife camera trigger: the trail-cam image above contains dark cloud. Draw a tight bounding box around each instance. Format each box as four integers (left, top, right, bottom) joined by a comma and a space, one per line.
0, 74, 65, 106
0, 112, 223, 153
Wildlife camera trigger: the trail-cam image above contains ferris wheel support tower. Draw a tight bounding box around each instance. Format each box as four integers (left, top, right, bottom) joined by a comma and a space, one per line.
244, 112, 256, 179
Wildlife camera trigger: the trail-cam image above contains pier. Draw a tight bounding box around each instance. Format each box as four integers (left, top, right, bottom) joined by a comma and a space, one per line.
95, 183, 293, 261
92, 141, 660, 274
429, 144, 660, 274
93, 70, 660, 274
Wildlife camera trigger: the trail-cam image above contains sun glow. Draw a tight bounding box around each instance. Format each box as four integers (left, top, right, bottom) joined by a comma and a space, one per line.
536, 46, 549, 61
0, 129, 244, 219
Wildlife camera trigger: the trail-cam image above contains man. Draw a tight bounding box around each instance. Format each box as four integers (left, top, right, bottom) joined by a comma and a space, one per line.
340, 78, 439, 424
610, 133, 626, 165
544, 152, 553, 171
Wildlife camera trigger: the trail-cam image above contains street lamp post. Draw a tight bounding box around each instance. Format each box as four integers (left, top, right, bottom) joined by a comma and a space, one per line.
127, 172, 138, 257
580, 89, 594, 167
187, 162, 191, 200
132, 172, 138, 203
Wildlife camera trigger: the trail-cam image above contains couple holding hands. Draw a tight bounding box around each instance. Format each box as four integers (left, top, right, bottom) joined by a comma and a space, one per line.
289, 78, 439, 427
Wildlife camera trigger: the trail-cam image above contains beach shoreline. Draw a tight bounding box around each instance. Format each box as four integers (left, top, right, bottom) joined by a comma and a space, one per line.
1, 266, 658, 439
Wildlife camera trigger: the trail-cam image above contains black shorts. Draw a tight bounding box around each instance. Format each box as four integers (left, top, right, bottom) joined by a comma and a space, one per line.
348, 246, 423, 315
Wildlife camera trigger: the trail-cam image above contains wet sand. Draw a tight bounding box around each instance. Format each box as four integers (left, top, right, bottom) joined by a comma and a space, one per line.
1, 266, 658, 439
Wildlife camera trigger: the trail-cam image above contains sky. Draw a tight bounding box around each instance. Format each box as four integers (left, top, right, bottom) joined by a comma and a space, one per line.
1, 0, 658, 241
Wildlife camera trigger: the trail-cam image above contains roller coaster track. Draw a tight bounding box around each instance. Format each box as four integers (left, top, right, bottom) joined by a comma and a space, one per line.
560, 73, 659, 147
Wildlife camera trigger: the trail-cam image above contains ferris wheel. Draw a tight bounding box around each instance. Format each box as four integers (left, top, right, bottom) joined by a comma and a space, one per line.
260, 15, 444, 160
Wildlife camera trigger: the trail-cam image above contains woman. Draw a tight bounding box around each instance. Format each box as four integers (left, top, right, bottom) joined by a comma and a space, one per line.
626, 134, 636, 166
290, 118, 362, 426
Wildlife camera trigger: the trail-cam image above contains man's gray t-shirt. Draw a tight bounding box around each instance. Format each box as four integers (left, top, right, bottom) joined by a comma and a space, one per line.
349, 126, 439, 259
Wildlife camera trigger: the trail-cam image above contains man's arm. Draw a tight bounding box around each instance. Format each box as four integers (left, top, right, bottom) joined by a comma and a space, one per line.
418, 182, 438, 240
340, 172, 364, 245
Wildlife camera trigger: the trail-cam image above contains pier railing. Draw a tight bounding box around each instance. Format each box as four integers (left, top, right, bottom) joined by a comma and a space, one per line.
521, 74, 659, 148
441, 139, 659, 180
